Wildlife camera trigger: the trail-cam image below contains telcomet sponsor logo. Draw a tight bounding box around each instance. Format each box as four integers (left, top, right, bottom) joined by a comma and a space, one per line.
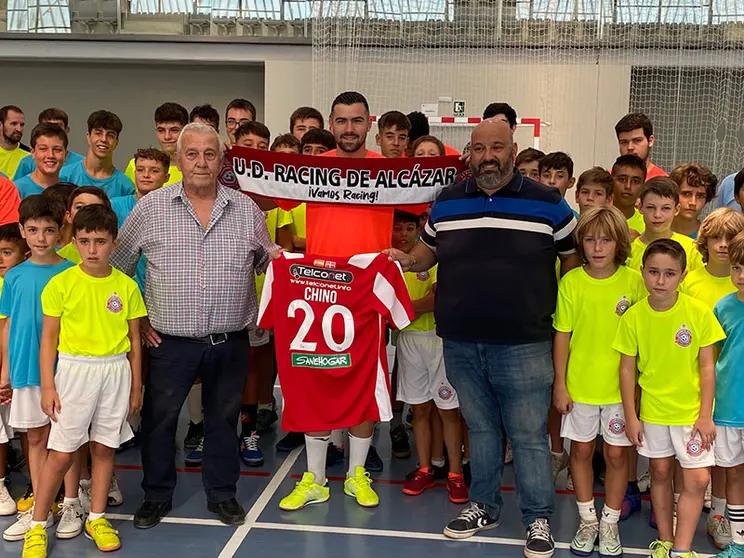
289, 264, 354, 284
291, 353, 352, 369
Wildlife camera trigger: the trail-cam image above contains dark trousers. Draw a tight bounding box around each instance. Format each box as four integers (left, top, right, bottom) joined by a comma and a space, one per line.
141, 331, 250, 504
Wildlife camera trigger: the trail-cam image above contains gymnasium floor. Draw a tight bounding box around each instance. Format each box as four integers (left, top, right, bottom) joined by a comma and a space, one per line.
0, 397, 719, 558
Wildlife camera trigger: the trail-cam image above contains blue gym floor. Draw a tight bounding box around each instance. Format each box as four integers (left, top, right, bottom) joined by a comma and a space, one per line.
0, 392, 718, 558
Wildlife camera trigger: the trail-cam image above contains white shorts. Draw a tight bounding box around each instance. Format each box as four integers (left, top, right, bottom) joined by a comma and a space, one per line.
396, 331, 459, 410
560, 402, 632, 446
249, 327, 271, 348
714, 426, 744, 468
0, 404, 13, 443
48, 353, 134, 453
638, 422, 715, 468
10, 386, 50, 430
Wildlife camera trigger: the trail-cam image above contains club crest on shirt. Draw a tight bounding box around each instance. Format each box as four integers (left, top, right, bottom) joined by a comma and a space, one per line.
437, 385, 453, 401
106, 292, 123, 314
416, 271, 430, 282
615, 296, 630, 316
674, 324, 692, 348
607, 416, 626, 435
686, 437, 703, 457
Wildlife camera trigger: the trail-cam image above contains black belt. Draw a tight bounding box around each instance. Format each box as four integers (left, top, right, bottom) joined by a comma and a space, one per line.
162, 329, 247, 346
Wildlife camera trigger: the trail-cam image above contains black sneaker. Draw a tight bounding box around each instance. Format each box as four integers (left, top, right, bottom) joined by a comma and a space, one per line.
275, 431, 305, 452
443, 502, 499, 539
389, 424, 411, 459
7, 443, 25, 472
524, 518, 555, 558
256, 407, 278, 435
364, 445, 383, 472
184, 421, 204, 450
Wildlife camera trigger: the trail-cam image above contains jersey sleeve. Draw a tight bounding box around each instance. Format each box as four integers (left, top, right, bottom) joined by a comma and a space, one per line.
372, 258, 415, 330
41, 277, 64, 318
612, 310, 638, 357
126, 279, 148, 320
699, 306, 726, 348
420, 214, 437, 251
277, 208, 293, 229
553, 199, 577, 256
552, 274, 574, 333
256, 259, 276, 330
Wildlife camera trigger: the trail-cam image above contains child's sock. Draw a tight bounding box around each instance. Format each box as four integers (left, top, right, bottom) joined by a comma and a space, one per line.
670, 550, 690, 558
330, 430, 344, 449
63, 497, 79, 505
728, 504, 744, 545
431, 457, 445, 468
348, 433, 372, 476
304, 435, 329, 483
601, 505, 621, 524
88, 512, 105, 522
577, 499, 597, 522
31, 521, 47, 529
551, 450, 565, 458
240, 404, 257, 438
628, 480, 640, 494
711, 495, 727, 518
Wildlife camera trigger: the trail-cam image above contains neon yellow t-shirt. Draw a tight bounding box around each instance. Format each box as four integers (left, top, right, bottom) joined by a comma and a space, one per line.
612, 293, 725, 426
627, 208, 645, 235
41, 265, 147, 357
280, 204, 307, 240
680, 266, 736, 310
626, 233, 703, 273
553, 266, 646, 405
255, 208, 292, 302
57, 243, 82, 264
0, 146, 30, 179
124, 158, 182, 188
404, 265, 438, 333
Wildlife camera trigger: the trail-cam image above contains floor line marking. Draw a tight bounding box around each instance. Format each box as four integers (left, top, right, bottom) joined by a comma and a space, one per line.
251, 521, 715, 558
106, 513, 226, 527
217, 445, 304, 558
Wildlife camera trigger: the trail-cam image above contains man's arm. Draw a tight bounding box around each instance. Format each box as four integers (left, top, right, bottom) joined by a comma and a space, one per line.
111, 202, 146, 277
127, 318, 143, 417
383, 241, 438, 273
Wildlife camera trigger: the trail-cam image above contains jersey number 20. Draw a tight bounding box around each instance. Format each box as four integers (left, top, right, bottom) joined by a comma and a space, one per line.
288, 300, 354, 352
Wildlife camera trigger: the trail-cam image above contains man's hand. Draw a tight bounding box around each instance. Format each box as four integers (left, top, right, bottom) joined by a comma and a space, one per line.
625, 416, 643, 447
692, 417, 716, 450
552, 385, 573, 415
141, 317, 162, 349
41, 387, 61, 422
382, 248, 415, 272
270, 248, 285, 261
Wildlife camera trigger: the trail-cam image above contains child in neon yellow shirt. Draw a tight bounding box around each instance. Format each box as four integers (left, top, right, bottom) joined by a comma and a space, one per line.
553, 206, 645, 557
613, 238, 725, 558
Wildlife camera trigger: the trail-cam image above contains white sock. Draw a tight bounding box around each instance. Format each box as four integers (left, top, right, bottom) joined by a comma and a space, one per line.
348, 433, 372, 477
670, 550, 689, 558
80, 478, 91, 488
304, 435, 329, 483
88, 512, 105, 521
63, 497, 79, 505
187, 384, 203, 424
0, 477, 4, 484
577, 499, 597, 522
601, 505, 621, 524
330, 429, 344, 448
728, 504, 744, 545
431, 457, 445, 468
551, 450, 565, 458
31, 521, 47, 529
712, 496, 727, 518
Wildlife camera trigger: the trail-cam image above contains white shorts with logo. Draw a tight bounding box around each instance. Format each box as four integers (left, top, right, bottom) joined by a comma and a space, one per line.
396, 331, 459, 410
10, 386, 50, 431
560, 402, 632, 446
638, 422, 715, 468
48, 353, 134, 453
714, 426, 744, 468
0, 404, 13, 443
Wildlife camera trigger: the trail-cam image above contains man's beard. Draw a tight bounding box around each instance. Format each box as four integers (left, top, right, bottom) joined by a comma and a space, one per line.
2, 131, 20, 146
473, 160, 512, 190
337, 134, 364, 153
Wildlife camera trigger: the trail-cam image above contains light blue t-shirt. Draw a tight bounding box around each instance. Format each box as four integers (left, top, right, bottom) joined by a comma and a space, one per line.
0, 259, 75, 389
111, 194, 146, 293
59, 161, 135, 199
14, 175, 45, 199
713, 292, 744, 427
13, 151, 84, 181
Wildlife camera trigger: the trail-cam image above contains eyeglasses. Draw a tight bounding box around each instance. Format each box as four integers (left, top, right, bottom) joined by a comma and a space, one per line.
225, 118, 252, 129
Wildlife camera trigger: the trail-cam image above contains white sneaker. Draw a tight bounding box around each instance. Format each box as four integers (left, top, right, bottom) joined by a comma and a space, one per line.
566, 471, 574, 492
637, 470, 651, 493
79, 479, 92, 514
599, 519, 622, 557
551, 451, 569, 483
708, 513, 732, 550
108, 475, 123, 507
55, 499, 84, 539
570, 517, 598, 555
0, 483, 17, 516
2, 508, 54, 541
705, 480, 712, 511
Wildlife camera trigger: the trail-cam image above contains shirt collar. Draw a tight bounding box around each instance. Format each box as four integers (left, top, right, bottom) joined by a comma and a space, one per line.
170, 180, 231, 209
464, 168, 523, 195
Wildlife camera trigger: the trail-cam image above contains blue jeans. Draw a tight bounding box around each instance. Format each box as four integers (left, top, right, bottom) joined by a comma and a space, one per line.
443, 339, 554, 527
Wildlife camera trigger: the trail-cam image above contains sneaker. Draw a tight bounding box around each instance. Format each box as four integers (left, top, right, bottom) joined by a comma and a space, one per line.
570, 518, 598, 556
275, 431, 305, 452
447, 473, 469, 504
598, 520, 622, 557
17, 485, 34, 513
55, 500, 84, 539
183, 420, 204, 450
79, 480, 92, 515
389, 424, 411, 459
566, 471, 574, 492
705, 480, 712, 513
326, 443, 345, 467
505, 439, 513, 465
4, 509, 54, 542
403, 406, 413, 429
708, 514, 732, 550
108, 475, 123, 507
0, 482, 17, 516
717, 542, 744, 558
184, 436, 204, 467
256, 406, 278, 435
85, 517, 121, 552
552, 451, 569, 483
21, 524, 47, 558
620, 486, 641, 521
51, 489, 63, 516
525, 518, 555, 558
240, 432, 264, 467
402, 468, 435, 496
364, 445, 383, 473
344, 466, 379, 507
443, 502, 499, 539
279, 472, 329, 511
649, 540, 673, 558
637, 471, 651, 493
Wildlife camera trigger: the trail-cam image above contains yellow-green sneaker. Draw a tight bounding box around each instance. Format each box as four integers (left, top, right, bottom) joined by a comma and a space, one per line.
84, 517, 121, 552
649, 540, 673, 558
344, 466, 379, 508
21, 524, 47, 558
279, 472, 330, 511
